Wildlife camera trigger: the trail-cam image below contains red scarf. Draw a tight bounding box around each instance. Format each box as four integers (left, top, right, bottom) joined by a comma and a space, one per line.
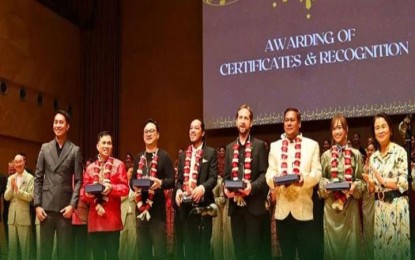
232, 139, 252, 183
92, 157, 113, 204
281, 135, 301, 176
330, 145, 353, 203
183, 145, 204, 194
135, 151, 159, 215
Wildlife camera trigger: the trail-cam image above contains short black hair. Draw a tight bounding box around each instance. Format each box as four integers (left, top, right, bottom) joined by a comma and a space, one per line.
283, 107, 301, 122
55, 110, 71, 124
97, 131, 112, 143
14, 152, 26, 160
16, 152, 27, 159
371, 113, 394, 146
144, 118, 160, 132
192, 118, 206, 142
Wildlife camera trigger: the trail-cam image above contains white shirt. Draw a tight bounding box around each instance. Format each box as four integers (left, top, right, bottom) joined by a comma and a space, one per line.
189, 143, 203, 188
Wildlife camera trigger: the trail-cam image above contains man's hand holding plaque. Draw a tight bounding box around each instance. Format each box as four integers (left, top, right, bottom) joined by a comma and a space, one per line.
85, 183, 105, 196
132, 178, 154, 191
224, 179, 247, 193
238, 179, 252, 196
273, 174, 300, 186
176, 188, 205, 207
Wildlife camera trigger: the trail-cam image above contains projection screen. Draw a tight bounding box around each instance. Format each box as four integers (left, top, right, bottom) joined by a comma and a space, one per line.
203, 0, 415, 129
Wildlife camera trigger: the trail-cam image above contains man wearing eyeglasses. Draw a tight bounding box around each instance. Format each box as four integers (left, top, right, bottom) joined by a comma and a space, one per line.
130, 119, 175, 260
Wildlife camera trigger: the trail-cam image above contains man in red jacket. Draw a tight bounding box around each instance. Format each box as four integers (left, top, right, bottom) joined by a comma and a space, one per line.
81, 131, 129, 260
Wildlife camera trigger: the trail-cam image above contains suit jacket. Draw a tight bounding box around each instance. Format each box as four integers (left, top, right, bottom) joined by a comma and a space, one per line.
34, 139, 83, 212
224, 137, 269, 216
130, 149, 175, 222
81, 158, 129, 232
175, 144, 218, 208
266, 135, 322, 221
4, 170, 34, 226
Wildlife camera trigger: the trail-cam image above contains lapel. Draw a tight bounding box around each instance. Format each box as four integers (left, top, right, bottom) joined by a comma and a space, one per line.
49, 139, 72, 172
47, 140, 60, 169
57, 141, 72, 168
19, 171, 27, 189
197, 144, 206, 176
197, 145, 207, 181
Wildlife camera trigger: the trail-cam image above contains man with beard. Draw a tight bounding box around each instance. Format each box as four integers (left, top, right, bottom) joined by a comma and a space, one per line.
266, 108, 322, 260
131, 119, 175, 260
34, 110, 83, 260
224, 104, 269, 260
175, 119, 217, 260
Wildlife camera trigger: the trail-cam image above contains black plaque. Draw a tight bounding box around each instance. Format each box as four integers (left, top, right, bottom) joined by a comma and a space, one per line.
85, 183, 105, 195
224, 180, 246, 192
326, 181, 351, 191
273, 174, 300, 185
132, 179, 154, 190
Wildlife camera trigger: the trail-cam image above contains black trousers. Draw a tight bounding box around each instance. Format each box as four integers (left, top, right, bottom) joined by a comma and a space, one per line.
231, 206, 263, 260
72, 225, 89, 260
174, 209, 185, 260
312, 186, 324, 260
40, 211, 72, 260
260, 211, 273, 260
136, 218, 167, 260
89, 231, 119, 260
276, 213, 321, 260
182, 213, 212, 260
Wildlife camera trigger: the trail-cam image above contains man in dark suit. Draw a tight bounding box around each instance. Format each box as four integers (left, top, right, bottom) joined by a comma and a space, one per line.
131, 119, 175, 260
224, 104, 269, 260
175, 119, 218, 260
34, 110, 83, 260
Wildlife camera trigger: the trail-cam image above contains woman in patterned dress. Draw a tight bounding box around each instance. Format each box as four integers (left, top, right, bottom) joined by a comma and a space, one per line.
363, 113, 410, 260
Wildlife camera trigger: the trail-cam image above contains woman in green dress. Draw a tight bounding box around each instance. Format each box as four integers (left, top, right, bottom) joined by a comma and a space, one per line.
319, 114, 365, 259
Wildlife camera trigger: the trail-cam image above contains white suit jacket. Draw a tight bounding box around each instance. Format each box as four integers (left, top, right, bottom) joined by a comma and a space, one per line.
266, 135, 321, 221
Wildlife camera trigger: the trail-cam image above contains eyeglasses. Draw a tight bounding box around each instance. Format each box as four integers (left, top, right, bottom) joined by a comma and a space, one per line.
144, 129, 157, 134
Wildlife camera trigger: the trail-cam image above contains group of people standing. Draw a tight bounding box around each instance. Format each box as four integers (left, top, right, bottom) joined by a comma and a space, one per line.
1, 105, 412, 260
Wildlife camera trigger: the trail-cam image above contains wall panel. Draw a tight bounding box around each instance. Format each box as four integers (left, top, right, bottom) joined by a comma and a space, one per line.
0, 0, 81, 173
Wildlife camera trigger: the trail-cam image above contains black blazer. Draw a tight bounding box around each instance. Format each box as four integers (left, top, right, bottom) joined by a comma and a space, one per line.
175, 144, 218, 208
130, 149, 174, 222
224, 137, 269, 216
34, 139, 83, 212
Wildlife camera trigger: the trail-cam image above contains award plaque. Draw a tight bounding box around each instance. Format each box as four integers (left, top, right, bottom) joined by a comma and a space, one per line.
326, 181, 351, 191
132, 179, 154, 190
273, 174, 300, 185
224, 180, 247, 192
85, 183, 105, 195
182, 194, 205, 205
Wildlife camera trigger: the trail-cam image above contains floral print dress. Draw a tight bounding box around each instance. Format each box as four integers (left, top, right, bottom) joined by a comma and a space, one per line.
370, 142, 410, 260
